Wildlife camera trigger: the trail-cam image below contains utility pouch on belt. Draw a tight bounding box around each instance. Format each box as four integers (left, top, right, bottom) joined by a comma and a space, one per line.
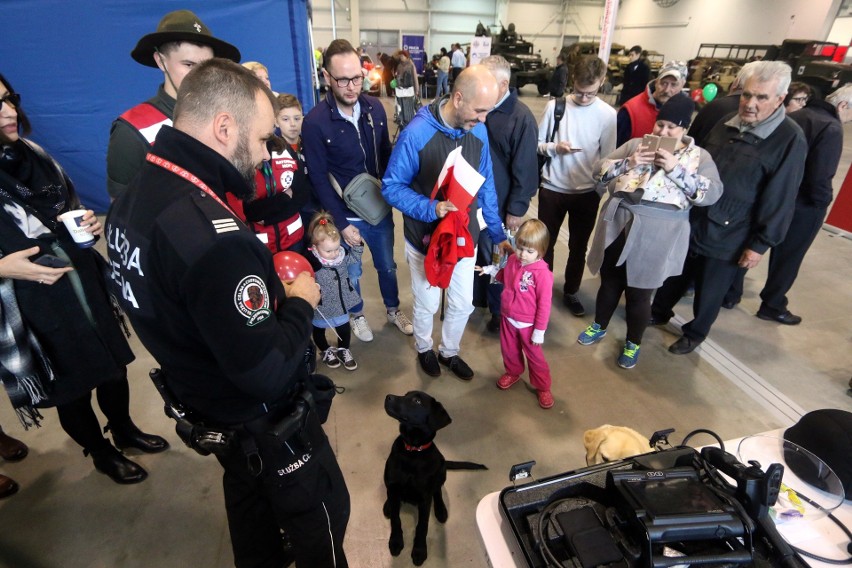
148, 368, 236, 457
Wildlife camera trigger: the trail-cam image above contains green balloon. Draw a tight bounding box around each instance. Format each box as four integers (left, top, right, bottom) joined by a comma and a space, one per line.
390, 78, 398, 89
702, 83, 718, 102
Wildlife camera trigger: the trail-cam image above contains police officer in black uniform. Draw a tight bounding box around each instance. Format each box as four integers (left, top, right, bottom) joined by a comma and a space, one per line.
106, 58, 349, 568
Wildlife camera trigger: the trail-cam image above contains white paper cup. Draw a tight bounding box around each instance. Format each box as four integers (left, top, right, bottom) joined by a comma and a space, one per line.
59, 210, 95, 248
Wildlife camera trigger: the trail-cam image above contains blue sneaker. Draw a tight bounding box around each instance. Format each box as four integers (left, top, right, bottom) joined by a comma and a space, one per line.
577, 323, 607, 345
617, 341, 640, 369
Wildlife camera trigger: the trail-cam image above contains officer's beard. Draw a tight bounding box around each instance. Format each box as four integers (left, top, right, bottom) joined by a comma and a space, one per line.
229, 132, 259, 201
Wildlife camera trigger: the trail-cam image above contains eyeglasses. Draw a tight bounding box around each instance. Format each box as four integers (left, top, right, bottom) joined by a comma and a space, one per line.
572, 88, 599, 100
327, 72, 363, 88
0, 93, 21, 110
790, 96, 809, 103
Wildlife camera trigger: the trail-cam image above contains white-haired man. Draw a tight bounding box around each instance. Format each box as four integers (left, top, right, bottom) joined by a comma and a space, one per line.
651, 61, 808, 354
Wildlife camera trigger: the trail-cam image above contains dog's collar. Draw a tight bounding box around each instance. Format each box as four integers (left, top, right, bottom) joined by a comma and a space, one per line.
404, 441, 433, 452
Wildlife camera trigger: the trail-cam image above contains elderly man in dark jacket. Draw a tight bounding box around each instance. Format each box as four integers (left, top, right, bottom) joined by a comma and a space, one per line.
751, 84, 852, 324
475, 55, 540, 331
651, 61, 808, 354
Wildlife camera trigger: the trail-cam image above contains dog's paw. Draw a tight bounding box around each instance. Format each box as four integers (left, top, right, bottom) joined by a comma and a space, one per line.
412, 545, 428, 566
434, 501, 448, 523
388, 533, 404, 556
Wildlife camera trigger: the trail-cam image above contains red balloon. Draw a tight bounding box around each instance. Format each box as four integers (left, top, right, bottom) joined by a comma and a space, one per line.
273, 251, 314, 283
690, 88, 705, 103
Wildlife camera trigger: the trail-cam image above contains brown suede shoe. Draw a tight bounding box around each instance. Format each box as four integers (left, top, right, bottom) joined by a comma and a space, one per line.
0, 474, 19, 498
0, 430, 28, 462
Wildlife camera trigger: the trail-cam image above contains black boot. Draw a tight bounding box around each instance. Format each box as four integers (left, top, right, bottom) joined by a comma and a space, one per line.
87, 444, 148, 484
106, 420, 170, 454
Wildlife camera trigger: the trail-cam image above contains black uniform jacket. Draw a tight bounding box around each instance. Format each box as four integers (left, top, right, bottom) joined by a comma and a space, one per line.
106, 126, 313, 424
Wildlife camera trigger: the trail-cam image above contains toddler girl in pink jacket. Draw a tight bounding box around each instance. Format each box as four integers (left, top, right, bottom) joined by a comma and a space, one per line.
494, 220, 554, 409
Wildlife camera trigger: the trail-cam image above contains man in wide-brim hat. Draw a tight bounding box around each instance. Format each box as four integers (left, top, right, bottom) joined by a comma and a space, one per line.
106, 10, 241, 200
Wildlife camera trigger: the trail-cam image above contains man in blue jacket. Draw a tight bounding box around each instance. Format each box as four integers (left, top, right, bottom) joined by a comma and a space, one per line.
303, 39, 412, 343
382, 65, 511, 380
476, 55, 539, 332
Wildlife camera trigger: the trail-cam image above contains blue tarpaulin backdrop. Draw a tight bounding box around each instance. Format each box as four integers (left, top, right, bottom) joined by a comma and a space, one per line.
1, 0, 315, 212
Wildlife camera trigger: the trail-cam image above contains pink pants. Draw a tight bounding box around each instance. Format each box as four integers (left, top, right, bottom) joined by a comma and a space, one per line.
500, 317, 552, 391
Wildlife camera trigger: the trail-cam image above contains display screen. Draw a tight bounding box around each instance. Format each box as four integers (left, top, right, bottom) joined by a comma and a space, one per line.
623, 476, 725, 517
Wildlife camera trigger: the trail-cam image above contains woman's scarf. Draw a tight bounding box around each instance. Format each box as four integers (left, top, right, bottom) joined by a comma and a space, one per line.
0, 140, 70, 428
0, 264, 54, 428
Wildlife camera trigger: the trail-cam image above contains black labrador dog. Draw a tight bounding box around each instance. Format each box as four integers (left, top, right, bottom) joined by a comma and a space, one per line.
383, 391, 486, 565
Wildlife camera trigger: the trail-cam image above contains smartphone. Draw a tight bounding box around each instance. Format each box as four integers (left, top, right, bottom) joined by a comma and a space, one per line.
657, 136, 678, 154
34, 254, 71, 268
642, 134, 660, 151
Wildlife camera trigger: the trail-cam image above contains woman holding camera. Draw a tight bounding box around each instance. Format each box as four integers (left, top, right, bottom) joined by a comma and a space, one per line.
0, 72, 167, 484
578, 94, 723, 369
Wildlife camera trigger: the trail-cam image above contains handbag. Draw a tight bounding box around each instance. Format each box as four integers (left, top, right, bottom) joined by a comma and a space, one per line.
328, 172, 391, 226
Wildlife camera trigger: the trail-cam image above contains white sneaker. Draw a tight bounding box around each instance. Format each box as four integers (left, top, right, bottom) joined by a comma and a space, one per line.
387, 310, 413, 335
321, 347, 341, 368
350, 315, 374, 342
338, 348, 358, 371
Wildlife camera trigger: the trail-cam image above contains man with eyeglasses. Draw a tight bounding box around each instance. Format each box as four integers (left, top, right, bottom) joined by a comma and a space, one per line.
617, 60, 687, 146
651, 61, 807, 354
537, 55, 616, 317
303, 39, 413, 343
106, 10, 241, 201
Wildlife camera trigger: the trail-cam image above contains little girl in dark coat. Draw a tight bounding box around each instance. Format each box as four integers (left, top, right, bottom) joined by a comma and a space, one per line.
307, 212, 363, 371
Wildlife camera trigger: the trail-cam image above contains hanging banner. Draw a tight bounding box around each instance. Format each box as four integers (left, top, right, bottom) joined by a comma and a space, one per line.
402, 34, 425, 73
598, 0, 620, 64
470, 36, 492, 66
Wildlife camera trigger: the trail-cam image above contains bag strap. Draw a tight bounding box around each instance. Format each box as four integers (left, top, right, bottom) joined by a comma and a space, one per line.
541, 97, 566, 172
327, 173, 344, 199
549, 97, 566, 143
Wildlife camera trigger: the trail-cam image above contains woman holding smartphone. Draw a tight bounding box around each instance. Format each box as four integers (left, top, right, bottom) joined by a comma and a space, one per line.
577, 93, 723, 369
0, 72, 167, 484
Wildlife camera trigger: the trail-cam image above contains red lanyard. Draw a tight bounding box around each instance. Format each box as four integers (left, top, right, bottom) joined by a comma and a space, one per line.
145, 152, 238, 217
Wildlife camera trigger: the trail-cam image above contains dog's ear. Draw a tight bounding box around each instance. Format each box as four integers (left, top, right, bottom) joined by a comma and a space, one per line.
583, 427, 607, 466
428, 399, 452, 431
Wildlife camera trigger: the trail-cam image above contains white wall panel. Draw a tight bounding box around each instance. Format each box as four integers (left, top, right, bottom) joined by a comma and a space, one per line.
310, 0, 842, 69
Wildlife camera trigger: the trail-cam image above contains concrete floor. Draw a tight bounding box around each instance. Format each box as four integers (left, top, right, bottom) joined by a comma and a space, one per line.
1, 87, 850, 568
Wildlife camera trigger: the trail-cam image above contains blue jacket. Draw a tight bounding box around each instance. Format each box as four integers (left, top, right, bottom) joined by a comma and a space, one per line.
302, 92, 392, 231
382, 98, 506, 254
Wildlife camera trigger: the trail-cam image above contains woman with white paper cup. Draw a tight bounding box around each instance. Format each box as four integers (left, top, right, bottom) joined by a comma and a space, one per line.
0, 72, 168, 484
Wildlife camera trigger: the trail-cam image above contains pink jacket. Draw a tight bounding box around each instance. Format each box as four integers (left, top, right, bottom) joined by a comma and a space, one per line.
497, 256, 553, 331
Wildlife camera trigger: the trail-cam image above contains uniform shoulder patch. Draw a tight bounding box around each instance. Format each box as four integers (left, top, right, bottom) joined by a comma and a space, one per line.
234, 275, 272, 326
213, 218, 240, 234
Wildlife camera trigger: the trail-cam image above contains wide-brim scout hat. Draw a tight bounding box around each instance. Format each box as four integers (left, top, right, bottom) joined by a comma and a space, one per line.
131, 9, 241, 67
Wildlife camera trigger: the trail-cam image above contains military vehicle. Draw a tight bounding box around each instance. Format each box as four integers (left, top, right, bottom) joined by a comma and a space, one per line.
686, 43, 773, 93
771, 39, 851, 98
488, 23, 551, 94
560, 41, 627, 90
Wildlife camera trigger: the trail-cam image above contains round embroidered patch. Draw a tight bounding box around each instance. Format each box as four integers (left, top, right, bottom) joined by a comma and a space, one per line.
234, 275, 272, 326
